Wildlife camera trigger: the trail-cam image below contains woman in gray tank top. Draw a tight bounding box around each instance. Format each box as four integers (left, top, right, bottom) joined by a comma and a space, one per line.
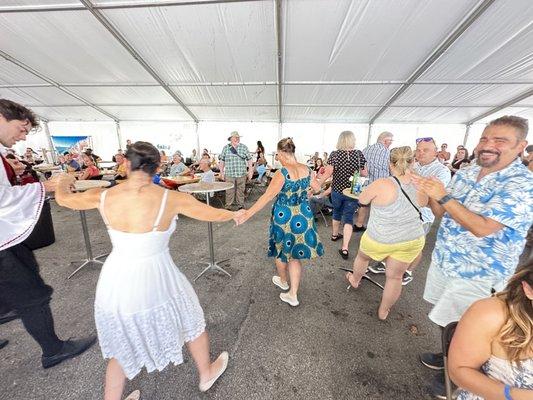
345, 147, 428, 320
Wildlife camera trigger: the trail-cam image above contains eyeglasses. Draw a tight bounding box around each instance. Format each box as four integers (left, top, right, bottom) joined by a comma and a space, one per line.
416, 137, 435, 143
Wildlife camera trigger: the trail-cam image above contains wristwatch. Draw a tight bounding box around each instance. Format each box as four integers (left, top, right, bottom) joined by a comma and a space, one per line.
437, 194, 453, 205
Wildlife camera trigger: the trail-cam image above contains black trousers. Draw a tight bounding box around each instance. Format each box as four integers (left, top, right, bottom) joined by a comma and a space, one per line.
0, 243, 62, 356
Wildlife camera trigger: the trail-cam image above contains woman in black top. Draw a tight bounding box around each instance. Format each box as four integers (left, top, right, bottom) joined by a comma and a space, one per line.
450, 148, 469, 175
316, 131, 366, 260
256, 141, 265, 162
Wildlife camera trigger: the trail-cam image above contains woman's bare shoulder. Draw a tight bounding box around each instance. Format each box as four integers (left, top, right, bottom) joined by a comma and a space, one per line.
462, 297, 507, 329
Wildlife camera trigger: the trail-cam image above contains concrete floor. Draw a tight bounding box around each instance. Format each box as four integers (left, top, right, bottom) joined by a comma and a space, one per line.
1, 189, 443, 400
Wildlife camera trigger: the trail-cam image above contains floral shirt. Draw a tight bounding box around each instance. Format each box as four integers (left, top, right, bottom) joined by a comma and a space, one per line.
432, 158, 533, 281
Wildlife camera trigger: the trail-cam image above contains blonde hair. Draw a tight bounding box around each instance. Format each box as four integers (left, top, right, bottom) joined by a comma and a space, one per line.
336, 131, 356, 150
495, 262, 533, 364
389, 146, 414, 175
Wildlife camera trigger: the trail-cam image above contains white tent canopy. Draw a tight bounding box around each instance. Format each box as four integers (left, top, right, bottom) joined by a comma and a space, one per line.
1, 0, 532, 159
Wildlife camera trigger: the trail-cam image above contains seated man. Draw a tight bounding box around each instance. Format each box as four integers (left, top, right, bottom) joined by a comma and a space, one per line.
63, 152, 81, 172
113, 153, 127, 180
77, 155, 100, 180
195, 158, 215, 201
309, 185, 333, 217
169, 153, 190, 177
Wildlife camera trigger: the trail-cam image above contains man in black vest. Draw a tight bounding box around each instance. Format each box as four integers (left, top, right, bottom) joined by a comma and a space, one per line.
0, 99, 95, 368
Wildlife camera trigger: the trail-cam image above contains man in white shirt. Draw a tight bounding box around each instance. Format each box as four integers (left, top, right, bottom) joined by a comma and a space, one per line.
0, 99, 95, 368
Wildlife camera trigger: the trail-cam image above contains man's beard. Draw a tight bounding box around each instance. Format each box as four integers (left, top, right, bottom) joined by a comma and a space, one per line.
476, 150, 500, 168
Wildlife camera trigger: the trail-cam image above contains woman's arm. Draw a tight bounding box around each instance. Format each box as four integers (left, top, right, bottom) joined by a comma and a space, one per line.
241, 170, 285, 223
449, 298, 532, 400
170, 191, 234, 222
179, 165, 191, 176
55, 174, 103, 210
357, 180, 380, 205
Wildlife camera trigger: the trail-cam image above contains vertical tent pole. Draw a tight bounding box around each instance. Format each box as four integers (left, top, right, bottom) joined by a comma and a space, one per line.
115, 121, 123, 150
195, 122, 200, 157
43, 121, 56, 163
366, 124, 373, 147
463, 124, 471, 147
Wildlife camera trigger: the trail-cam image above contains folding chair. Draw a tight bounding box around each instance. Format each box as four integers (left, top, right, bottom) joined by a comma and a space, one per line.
317, 209, 329, 227
442, 321, 459, 400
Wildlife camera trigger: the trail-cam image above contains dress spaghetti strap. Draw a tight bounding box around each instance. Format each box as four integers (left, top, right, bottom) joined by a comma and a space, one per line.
99, 190, 111, 228
152, 190, 169, 231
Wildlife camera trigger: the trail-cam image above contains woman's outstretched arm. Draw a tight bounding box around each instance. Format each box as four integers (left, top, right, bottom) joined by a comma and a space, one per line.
55, 174, 103, 210
239, 170, 285, 224
170, 191, 235, 223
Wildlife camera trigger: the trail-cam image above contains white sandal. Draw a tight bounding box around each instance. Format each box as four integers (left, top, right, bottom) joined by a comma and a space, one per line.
199, 351, 229, 392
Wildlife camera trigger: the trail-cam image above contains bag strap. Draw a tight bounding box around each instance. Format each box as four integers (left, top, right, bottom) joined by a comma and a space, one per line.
229, 144, 247, 160
392, 176, 423, 221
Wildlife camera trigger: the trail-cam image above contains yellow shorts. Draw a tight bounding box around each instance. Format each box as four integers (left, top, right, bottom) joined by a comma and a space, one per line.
359, 232, 425, 263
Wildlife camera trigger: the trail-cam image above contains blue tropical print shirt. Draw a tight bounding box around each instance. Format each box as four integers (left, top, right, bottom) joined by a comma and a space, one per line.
432, 158, 533, 281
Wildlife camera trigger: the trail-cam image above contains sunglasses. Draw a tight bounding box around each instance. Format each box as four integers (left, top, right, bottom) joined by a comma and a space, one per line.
416, 137, 435, 143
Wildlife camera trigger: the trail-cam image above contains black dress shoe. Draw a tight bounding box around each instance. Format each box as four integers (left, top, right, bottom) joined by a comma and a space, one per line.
0, 339, 8, 350
41, 335, 97, 369
0, 310, 18, 325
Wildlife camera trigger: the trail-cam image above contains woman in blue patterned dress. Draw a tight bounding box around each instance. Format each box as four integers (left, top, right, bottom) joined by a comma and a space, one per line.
238, 138, 323, 306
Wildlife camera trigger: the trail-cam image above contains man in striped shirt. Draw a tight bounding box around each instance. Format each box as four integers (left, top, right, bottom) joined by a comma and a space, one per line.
354, 131, 393, 230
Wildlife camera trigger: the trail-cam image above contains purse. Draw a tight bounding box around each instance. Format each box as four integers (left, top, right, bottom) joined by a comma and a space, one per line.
392, 176, 423, 222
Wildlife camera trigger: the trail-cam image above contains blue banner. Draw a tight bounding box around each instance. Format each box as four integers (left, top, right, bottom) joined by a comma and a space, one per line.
51, 136, 90, 155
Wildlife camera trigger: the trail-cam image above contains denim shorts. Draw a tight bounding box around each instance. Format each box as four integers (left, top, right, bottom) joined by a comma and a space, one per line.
331, 190, 358, 224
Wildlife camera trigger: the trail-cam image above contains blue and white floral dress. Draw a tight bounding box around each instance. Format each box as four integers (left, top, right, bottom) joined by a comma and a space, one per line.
457, 356, 532, 399
268, 167, 324, 262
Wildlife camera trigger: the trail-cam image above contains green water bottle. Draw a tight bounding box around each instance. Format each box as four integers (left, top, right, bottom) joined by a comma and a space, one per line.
351, 170, 360, 194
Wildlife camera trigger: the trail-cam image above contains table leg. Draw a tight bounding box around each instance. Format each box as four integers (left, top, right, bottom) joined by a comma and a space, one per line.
68, 210, 109, 279
194, 194, 231, 281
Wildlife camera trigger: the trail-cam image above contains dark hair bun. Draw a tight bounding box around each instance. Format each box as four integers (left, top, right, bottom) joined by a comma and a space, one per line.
125, 141, 160, 176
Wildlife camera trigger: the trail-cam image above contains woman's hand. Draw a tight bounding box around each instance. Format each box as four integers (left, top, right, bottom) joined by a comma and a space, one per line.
233, 209, 249, 226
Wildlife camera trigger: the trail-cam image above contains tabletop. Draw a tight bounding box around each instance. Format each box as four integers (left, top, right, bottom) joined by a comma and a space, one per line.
342, 187, 360, 200
178, 181, 234, 194
74, 180, 111, 192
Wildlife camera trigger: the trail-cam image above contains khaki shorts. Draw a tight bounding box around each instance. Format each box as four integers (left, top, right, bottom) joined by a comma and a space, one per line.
359, 232, 425, 263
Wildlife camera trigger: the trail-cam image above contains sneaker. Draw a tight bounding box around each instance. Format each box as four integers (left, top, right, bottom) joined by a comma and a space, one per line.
429, 371, 447, 399
368, 262, 386, 274
402, 270, 413, 286
279, 292, 299, 307
272, 276, 289, 291
420, 352, 444, 370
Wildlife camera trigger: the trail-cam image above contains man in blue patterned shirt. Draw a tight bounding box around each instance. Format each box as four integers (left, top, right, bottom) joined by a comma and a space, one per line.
413, 116, 533, 397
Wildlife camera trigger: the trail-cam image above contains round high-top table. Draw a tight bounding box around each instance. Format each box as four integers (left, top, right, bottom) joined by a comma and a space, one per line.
68, 180, 111, 279
179, 181, 234, 281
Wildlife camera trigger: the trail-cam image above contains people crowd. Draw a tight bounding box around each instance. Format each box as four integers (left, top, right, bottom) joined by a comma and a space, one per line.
1, 97, 532, 400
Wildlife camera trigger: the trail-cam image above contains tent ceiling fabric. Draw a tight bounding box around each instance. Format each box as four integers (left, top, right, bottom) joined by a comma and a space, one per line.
0, 0, 532, 124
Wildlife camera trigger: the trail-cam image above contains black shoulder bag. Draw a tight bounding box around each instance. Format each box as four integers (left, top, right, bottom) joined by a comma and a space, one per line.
392, 176, 423, 221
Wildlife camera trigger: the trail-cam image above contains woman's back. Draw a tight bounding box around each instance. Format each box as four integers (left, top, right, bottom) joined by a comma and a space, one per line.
366, 177, 424, 244
327, 149, 365, 192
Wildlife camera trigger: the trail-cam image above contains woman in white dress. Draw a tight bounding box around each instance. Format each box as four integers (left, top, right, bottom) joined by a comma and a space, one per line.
56, 141, 237, 400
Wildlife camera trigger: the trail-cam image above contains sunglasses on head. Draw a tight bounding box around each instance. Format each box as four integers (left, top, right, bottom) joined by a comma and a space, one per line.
416, 137, 435, 143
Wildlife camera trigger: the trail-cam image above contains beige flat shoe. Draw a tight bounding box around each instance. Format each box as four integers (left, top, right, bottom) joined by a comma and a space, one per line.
279, 292, 299, 307
199, 351, 229, 392
124, 390, 140, 400
272, 276, 289, 290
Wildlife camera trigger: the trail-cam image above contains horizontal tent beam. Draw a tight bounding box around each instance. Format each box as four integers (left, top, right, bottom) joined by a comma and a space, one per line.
3, 80, 533, 89
465, 87, 533, 124
22, 103, 533, 108
0, 0, 267, 13
368, 0, 496, 124
0, 49, 119, 121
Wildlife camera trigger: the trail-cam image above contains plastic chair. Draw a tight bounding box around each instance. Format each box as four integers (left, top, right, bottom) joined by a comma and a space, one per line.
442, 321, 459, 400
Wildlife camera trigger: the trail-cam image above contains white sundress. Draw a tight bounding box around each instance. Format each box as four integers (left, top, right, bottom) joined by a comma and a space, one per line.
94, 189, 206, 379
